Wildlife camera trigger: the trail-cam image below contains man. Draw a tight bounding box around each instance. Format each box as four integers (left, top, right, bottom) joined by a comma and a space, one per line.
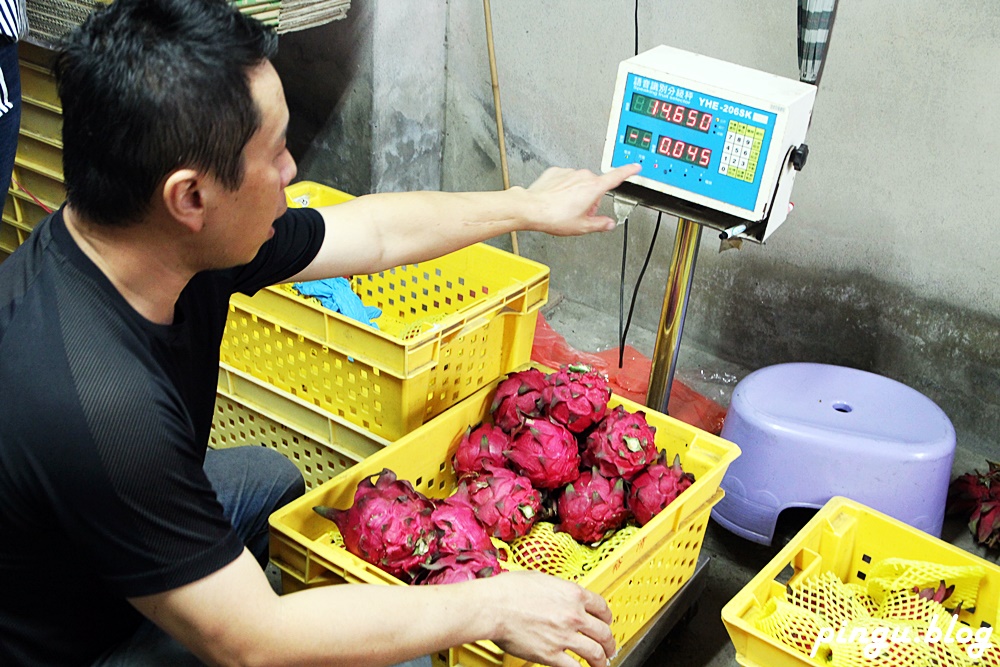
0, 1, 640, 666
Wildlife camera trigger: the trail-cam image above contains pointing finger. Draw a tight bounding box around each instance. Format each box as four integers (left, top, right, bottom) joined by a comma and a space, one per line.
599, 163, 641, 190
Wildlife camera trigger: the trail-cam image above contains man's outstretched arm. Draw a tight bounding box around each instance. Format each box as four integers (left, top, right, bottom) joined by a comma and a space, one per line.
130, 548, 616, 667
288, 164, 641, 283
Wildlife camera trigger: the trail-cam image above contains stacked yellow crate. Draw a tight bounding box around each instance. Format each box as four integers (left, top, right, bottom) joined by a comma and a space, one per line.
216, 183, 551, 488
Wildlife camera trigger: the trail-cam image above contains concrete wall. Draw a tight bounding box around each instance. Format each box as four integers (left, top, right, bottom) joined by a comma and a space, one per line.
277, 1, 1000, 457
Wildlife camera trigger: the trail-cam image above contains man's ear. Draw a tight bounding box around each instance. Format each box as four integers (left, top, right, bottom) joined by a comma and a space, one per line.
162, 168, 207, 233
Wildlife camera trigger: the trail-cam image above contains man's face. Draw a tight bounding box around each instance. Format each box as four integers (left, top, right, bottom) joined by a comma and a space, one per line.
205, 60, 297, 266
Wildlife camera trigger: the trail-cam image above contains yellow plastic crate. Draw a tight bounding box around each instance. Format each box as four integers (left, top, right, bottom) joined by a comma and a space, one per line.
285, 181, 353, 208
15, 133, 63, 180
0, 218, 29, 253
211, 364, 389, 490
8, 191, 53, 230
268, 376, 740, 666
20, 101, 63, 148
17, 41, 58, 71
222, 182, 550, 441
19, 61, 61, 111
2, 189, 47, 253
722, 497, 1000, 667
10, 163, 65, 211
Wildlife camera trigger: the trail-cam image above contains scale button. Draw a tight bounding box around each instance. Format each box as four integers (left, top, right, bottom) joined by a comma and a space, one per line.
726, 131, 736, 143
741, 147, 751, 158
739, 158, 748, 169
730, 154, 740, 166
719, 164, 729, 175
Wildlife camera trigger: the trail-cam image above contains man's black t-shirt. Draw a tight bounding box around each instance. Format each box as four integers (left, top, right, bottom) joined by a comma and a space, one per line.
0, 206, 325, 665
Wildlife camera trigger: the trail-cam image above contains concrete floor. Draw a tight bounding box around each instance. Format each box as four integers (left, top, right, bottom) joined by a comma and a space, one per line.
540, 292, 999, 667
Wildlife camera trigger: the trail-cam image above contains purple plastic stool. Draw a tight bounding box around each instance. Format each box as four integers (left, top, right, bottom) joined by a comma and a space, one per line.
712, 362, 955, 545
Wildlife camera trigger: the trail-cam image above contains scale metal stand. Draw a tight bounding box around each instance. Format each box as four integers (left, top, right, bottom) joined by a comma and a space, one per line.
612, 139, 799, 663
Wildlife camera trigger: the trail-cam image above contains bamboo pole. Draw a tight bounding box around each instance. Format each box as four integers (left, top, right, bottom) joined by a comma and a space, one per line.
482, 0, 519, 255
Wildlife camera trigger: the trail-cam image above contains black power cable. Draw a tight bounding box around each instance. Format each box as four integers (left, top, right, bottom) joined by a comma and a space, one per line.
617, 0, 661, 368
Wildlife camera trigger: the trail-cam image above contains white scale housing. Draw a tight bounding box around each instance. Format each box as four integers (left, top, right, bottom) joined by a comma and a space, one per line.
602, 45, 817, 241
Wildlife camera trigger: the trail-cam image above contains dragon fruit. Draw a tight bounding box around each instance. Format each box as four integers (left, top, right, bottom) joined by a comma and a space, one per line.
540, 364, 611, 434
582, 405, 659, 481
947, 460, 1000, 548
491, 368, 547, 433
627, 453, 695, 526
506, 418, 581, 490
313, 468, 439, 580
454, 466, 542, 542
431, 495, 496, 556
452, 424, 511, 478
555, 469, 629, 544
419, 551, 502, 586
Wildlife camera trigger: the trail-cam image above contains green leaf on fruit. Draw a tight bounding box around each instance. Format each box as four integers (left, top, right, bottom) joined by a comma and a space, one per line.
623, 436, 643, 452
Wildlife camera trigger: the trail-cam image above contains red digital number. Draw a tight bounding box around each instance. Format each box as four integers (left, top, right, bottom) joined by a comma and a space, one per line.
698, 148, 711, 167
648, 99, 660, 117
698, 113, 713, 131
685, 144, 699, 161
657, 136, 672, 155
660, 103, 673, 121
672, 140, 686, 158
686, 109, 699, 127
672, 106, 686, 123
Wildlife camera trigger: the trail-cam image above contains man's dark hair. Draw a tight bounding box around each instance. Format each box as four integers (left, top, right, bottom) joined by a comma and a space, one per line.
55, 0, 278, 227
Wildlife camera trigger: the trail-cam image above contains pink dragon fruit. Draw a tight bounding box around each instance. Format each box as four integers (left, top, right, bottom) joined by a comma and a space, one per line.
431, 495, 496, 556
454, 466, 542, 542
419, 551, 502, 586
556, 469, 629, 544
506, 418, 581, 489
947, 461, 1000, 548
627, 453, 695, 526
313, 468, 439, 580
582, 405, 659, 481
491, 368, 548, 433
452, 424, 511, 478
540, 364, 611, 434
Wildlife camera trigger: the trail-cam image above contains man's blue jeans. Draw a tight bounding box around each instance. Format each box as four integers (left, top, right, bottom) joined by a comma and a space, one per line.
92, 446, 430, 667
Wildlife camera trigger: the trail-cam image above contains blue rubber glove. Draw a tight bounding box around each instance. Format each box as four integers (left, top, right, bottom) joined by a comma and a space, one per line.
293, 278, 381, 329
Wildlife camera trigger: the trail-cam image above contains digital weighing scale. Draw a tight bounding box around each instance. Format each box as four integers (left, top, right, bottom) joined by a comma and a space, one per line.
603, 45, 817, 242
600, 46, 817, 413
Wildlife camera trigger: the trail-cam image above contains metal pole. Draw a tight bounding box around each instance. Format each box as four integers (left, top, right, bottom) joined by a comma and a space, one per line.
646, 218, 702, 414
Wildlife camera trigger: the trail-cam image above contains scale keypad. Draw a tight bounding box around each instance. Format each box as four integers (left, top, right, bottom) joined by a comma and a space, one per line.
720, 121, 764, 183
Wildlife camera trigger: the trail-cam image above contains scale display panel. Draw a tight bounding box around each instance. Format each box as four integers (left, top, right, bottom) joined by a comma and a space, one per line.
602, 46, 817, 239
612, 74, 777, 212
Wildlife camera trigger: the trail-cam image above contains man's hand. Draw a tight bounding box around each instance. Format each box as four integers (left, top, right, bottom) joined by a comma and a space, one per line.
485, 571, 616, 667
522, 163, 642, 236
